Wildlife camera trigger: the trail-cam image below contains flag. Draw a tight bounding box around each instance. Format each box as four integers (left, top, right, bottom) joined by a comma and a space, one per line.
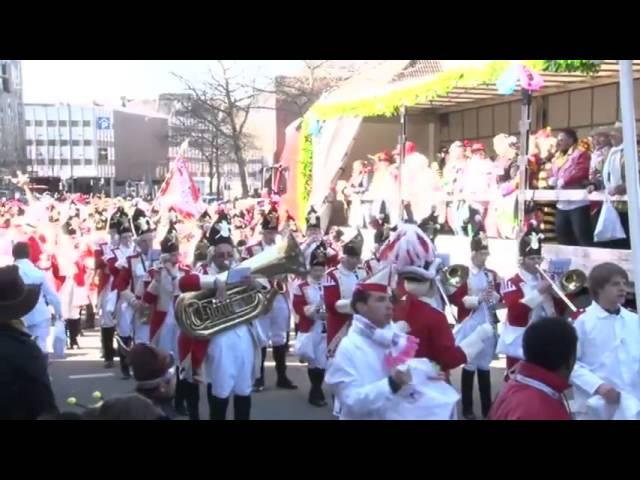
153, 142, 205, 219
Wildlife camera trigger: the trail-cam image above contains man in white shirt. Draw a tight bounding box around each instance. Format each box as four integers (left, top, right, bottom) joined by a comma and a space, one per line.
570, 262, 640, 420
325, 270, 413, 420
13, 242, 63, 359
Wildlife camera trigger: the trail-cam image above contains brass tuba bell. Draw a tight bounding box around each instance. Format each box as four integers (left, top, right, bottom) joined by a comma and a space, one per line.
175, 233, 308, 339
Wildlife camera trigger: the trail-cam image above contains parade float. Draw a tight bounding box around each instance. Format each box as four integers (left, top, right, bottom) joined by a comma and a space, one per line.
275, 60, 640, 299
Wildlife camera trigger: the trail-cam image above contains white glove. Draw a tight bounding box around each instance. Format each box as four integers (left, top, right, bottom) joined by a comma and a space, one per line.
458, 323, 494, 361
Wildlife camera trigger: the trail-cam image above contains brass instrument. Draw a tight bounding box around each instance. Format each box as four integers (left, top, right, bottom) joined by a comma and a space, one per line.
175, 233, 308, 339
441, 264, 470, 290
263, 277, 288, 313
535, 266, 587, 314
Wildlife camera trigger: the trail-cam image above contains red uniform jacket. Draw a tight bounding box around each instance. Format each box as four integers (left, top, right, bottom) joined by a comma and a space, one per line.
175, 269, 216, 383
94, 242, 111, 294
448, 268, 500, 324
292, 279, 316, 333
27, 234, 43, 266
501, 272, 566, 373
398, 294, 467, 371
489, 361, 572, 420
323, 266, 359, 347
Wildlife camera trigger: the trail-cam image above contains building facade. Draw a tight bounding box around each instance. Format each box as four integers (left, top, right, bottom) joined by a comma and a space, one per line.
24, 103, 168, 194
0, 60, 27, 173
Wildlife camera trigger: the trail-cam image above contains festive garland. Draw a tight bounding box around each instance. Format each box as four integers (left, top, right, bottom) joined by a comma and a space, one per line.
297, 116, 313, 223
298, 59, 603, 207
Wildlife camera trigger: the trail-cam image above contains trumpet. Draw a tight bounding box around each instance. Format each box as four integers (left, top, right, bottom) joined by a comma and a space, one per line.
536, 266, 587, 314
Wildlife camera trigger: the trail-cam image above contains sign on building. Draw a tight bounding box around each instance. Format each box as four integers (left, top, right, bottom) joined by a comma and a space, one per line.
96, 117, 111, 130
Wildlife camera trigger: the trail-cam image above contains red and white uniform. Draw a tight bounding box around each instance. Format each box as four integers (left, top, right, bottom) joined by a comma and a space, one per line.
94, 240, 117, 327
363, 256, 381, 277
57, 237, 90, 320
292, 278, 327, 369
448, 265, 501, 371
176, 262, 261, 397
108, 244, 139, 338
143, 262, 194, 354
323, 264, 366, 355
242, 240, 290, 347
498, 269, 564, 373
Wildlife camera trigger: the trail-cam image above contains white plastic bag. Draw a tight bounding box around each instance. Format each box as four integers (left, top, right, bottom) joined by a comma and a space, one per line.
594, 199, 626, 243
294, 332, 315, 363
52, 319, 66, 359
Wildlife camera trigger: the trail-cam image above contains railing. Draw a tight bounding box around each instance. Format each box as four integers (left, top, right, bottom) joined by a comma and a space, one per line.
419, 189, 627, 202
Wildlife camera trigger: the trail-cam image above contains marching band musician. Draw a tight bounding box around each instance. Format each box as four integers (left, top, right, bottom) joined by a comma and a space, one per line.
570, 263, 640, 420
448, 231, 501, 420
363, 213, 391, 277
292, 241, 329, 407
323, 230, 366, 359
497, 222, 564, 379
94, 214, 119, 369
242, 202, 297, 392
112, 211, 158, 348
108, 217, 136, 379
185, 214, 261, 420
301, 206, 339, 276
58, 216, 91, 350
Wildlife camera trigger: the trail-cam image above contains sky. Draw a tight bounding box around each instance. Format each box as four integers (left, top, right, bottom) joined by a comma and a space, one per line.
21, 60, 305, 105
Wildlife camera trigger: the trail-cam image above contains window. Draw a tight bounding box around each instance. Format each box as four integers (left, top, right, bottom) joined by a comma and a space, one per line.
34, 120, 44, 127
35, 140, 45, 146
84, 158, 93, 165
59, 120, 68, 127
82, 120, 91, 127
72, 158, 81, 165
60, 158, 69, 165
25, 120, 31, 127
37, 158, 45, 165
83, 140, 92, 146
59, 140, 69, 146
47, 120, 56, 127
98, 147, 108, 164
71, 120, 80, 127
47, 139, 56, 146
72, 140, 80, 146
26, 139, 33, 146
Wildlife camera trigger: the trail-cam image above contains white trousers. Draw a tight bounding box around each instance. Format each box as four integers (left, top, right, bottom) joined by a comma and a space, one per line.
256, 293, 290, 347
28, 322, 51, 353
206, 325, 256, 397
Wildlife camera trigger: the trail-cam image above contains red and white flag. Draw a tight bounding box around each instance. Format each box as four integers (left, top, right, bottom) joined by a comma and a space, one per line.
153, 141, 205, 219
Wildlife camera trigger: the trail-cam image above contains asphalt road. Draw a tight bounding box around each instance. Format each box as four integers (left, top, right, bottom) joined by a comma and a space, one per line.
50, 329, 508, 420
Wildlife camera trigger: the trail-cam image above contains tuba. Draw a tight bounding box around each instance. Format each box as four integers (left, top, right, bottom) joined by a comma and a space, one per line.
175, 233, 308, 339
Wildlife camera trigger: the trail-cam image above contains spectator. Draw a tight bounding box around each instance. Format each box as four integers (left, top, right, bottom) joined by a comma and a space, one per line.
344, 159, 373, 229
0, 265, 58, 420
588, 123, 629, 249
127, 343, 177, 418
443, 140, 470, 236
589, 126, 613, 182
527, 128, 558, 243
13, 241, 63, 359
461, 143, 497, 236
493, 134, 519, 185
549, 128, 592, 246
489, 316, 577, 420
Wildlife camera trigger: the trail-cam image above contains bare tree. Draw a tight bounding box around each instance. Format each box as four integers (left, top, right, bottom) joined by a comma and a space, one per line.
254, 60, 358, 117
172, 61, 258, 198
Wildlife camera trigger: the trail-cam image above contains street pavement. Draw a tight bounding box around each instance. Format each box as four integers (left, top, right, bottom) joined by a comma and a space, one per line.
50, 329, 508, 420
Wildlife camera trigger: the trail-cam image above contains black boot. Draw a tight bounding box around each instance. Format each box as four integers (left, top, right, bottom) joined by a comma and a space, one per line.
461, 368, 476, 420
273, 345, 297, 390
477, 369, 493, 419
118, 336, 132, 379
185, 381, 200, 421
174, 370, 188, 417
307, 368, 327, 407
233, 395, 251, 421
253, 347, 267, 392
207, 384, 229, 420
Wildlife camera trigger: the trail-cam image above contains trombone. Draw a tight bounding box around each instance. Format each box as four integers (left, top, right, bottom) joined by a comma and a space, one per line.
535, 265, 587, 314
